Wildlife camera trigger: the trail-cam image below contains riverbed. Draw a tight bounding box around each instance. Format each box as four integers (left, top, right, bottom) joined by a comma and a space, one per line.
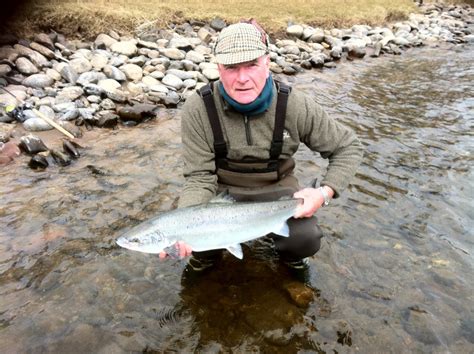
0, 42, 473, 352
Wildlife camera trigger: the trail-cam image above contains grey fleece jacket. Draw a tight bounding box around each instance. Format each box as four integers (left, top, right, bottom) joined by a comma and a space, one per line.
178, 80, 363, 208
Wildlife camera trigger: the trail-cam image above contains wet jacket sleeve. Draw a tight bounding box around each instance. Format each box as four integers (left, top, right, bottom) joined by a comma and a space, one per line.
178, 94, 218, 208
294, 93, 364, 197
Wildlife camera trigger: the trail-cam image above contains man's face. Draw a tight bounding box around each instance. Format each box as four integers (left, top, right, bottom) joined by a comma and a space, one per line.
218, 55, 270, 104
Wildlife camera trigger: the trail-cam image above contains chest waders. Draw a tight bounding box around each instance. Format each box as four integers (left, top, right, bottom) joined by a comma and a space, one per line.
196, 82, 323, 262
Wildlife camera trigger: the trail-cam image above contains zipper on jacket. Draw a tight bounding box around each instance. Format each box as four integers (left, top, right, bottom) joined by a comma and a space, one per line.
244, 116, 253, 145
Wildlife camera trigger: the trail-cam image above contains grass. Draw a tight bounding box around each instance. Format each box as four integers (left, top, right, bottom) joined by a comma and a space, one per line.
2, 0, 456, 39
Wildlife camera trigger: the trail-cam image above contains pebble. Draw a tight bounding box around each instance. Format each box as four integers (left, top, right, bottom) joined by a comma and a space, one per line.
69, 57, 93, 74
102, 65, 126, 82
22, 74, 54, 88
97, 78, 121, 92
162, 74, 183, 90
23, 117, 53, 131
15, 57, 39, 75
161, 48, 185, 60
110, 40, 137, 56
120, 63, 143, 82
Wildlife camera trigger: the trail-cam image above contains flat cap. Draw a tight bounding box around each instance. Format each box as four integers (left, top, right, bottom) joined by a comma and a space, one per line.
214, 23, 269, 65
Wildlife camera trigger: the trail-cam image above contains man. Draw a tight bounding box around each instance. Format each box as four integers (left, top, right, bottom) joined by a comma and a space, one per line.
163, 21, 363, 276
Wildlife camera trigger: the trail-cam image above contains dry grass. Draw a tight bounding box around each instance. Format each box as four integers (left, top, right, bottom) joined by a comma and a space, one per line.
5, 0, 421, 39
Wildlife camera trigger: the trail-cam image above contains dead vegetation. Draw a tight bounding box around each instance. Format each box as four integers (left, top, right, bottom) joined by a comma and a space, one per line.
2, 0, 467, 39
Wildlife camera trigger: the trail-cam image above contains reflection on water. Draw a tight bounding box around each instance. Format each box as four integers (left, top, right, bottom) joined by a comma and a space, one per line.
1, 43, 473, 352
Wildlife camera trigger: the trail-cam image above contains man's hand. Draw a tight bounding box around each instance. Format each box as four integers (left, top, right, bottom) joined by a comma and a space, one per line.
293, 186, 334, 218
159, 241, 193, 259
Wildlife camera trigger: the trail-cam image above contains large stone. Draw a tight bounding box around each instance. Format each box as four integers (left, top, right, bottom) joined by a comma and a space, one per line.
69, 57, 93, 74
202, 68, 219, 80
35, 33, 55, 50
30, 42, 56, 59
149, 84, 169, 94
90, 52, 108, 69
22, 74, 54, 88
28, 51, 49, 68
137, 39, 159, 50
23, 117, 53, 131
210, 18, 226, 31
161, 48, 185, 60
141, 76, 161, 87
60, 65, 78, 84
13, 44, 35, 57
162, 74, 183, 90
0, 47, 18, 62
165, 69, 195, 80
287, 25, 304, 38
103, 65, 127, 81
98, 79, 121, 92
110, 40, 137, 56
120, 64, 143, 82
45, 68, 61, 81
95, 33, 118, 49
149, 70, 165, 80
19, 134, 48, 154
58, 86, 84, 101
0, 64, 11, 76
15, 57, 39, 75
197, 27, 212, 43
169, 37, 193, 51
76, 71, 107, 86
185, 50, 205, 63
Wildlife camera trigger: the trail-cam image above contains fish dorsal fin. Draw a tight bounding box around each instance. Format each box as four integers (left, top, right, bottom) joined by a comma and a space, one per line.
272, 221, 290, 237
227, 244, 243, 259
209, 190, 235, 204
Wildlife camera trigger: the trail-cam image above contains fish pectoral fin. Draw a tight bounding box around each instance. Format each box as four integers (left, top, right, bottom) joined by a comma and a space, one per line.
226, 244, 243, 259
209, 190, 235, 204
272, 221, 290, 237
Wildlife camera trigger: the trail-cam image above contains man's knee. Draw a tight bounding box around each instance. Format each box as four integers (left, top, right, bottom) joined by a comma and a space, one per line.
273, 217, 323, 260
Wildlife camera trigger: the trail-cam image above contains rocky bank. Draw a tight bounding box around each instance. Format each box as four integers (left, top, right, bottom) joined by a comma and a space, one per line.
0, 2, 473, 168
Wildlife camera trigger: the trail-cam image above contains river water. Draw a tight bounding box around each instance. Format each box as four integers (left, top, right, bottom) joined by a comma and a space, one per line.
0, 43, 473, 353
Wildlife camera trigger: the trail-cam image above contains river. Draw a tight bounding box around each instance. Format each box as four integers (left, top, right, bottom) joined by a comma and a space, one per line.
0, 42, 473, 353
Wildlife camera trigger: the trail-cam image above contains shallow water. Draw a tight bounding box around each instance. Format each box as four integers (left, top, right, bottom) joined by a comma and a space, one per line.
1, 43, 473, 353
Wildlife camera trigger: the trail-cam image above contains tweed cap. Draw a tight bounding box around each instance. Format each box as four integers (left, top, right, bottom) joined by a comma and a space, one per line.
214, 23, 269, 65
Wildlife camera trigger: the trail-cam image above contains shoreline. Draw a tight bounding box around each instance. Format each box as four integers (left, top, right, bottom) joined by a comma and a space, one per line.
0, 2, 473, 168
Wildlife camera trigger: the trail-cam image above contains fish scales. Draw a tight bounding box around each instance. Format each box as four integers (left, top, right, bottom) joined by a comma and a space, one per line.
116, 196, 302, 259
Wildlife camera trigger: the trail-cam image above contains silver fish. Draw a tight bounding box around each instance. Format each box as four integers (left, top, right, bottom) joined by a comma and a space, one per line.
116, 194, 302, 259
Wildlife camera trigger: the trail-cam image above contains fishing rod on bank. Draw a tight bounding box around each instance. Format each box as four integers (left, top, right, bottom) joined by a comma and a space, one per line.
1, 86, 75, 139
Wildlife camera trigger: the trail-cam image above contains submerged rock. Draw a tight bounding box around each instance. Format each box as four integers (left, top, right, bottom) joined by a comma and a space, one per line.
19, 134, 48, 154
284, 281, 315, 308
28, 154, 49, 169
62, 139, 80, 158
50, 149, 71, 166
117, 103, 157, 123
97, 112, 119, 128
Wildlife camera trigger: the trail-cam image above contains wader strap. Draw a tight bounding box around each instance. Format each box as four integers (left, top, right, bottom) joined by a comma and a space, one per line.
199, 84, 227, 160
270, 82, 291, 161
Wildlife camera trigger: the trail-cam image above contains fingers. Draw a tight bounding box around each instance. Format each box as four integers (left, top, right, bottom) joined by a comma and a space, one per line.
293, 188, 323, 218
159, 242, 193, 259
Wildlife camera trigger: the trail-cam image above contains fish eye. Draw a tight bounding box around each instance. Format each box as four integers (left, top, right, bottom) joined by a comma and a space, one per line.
130, 237, 140, 243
